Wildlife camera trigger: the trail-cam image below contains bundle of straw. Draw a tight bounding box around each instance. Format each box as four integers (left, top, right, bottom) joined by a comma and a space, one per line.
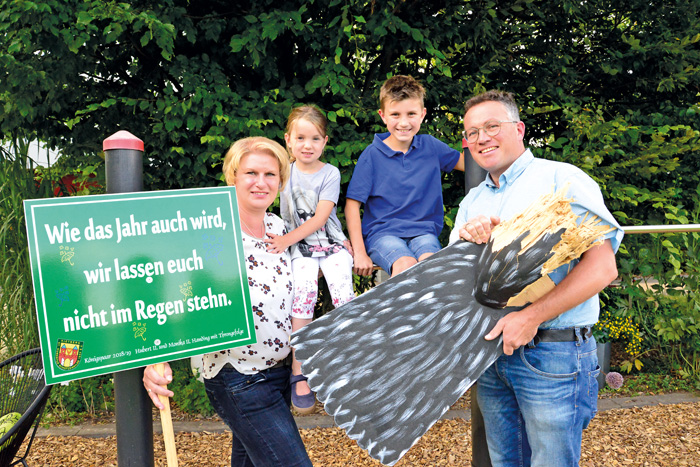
486, 185, 614, 307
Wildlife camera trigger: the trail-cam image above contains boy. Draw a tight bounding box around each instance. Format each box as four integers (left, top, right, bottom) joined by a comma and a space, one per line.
346, 75, 464, 277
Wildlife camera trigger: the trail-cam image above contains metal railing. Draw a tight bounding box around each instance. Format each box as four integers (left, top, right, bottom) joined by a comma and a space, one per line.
623, 224, 700, 234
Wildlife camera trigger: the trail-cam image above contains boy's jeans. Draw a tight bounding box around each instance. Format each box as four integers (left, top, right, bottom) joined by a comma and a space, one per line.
368, 233, 441, 274
476, 330, 599, 467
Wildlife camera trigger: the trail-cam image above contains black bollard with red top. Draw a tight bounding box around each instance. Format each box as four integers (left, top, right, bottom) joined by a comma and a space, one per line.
104, 130, 155, 467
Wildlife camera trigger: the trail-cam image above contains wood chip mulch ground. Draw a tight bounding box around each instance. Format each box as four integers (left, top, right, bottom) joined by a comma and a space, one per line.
19, 401, 700, 466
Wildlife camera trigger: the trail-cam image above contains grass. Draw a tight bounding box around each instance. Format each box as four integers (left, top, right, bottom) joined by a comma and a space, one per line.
41, 411, 94, 427
599, 372, 700, 397
600, 342, 700, 396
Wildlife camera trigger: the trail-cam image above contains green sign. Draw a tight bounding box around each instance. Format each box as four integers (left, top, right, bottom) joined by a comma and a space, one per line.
24, 187, 255, 384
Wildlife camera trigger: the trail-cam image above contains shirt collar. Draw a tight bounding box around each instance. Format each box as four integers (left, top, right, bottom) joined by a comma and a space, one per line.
484, 148, 534, 188
374, 132, 420, 157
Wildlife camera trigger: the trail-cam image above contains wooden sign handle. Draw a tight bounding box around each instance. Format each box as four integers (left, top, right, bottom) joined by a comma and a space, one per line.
154, 362, 179, 467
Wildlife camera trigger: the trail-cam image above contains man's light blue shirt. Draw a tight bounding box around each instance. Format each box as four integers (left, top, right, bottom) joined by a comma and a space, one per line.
450, 149, 624, 328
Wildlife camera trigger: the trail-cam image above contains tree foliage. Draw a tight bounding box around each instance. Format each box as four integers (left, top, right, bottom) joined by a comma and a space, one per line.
1, 0, 698, 217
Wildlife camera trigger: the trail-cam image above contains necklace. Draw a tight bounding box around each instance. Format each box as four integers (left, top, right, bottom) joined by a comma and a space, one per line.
240, 216, 265, 239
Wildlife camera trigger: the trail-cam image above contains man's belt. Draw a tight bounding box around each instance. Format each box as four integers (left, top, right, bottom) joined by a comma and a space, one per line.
533, 327, 592, 345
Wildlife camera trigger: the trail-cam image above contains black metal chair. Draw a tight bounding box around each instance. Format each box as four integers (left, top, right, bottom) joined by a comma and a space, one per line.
0, 348, 52, 467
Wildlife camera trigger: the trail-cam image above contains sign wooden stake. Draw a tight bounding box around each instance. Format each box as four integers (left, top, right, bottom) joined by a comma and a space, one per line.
155, 362, 178, 467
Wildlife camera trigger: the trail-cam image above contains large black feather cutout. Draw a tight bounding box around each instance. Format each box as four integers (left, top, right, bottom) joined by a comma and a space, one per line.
291, 233, 557, 465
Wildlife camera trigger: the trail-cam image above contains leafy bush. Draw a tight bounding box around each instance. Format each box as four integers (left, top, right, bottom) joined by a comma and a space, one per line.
169, 359, 214, 416
602, 188, 700, 382
47, 374, 114, 417
45, 359, 214, 419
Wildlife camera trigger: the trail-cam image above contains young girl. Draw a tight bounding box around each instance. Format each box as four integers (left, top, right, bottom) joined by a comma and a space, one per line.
265, 105, 355, 414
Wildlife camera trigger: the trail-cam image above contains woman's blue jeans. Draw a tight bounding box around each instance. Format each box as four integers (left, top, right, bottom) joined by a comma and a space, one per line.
204, 365, 312, 467
476, 330, 599, 467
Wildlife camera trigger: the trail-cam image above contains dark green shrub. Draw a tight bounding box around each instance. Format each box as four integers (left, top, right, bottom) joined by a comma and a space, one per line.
47, 375, 114, 416
169, 359, 214, 417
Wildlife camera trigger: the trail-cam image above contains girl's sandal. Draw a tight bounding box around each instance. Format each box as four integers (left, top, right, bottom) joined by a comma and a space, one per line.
290, 373, 316, 414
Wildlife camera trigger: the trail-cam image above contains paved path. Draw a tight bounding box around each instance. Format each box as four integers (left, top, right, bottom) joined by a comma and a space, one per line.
36, 392, 700, 438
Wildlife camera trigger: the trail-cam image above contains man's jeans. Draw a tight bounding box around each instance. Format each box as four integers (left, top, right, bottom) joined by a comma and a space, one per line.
477, 330, 599, 467
204, 365, 312, 467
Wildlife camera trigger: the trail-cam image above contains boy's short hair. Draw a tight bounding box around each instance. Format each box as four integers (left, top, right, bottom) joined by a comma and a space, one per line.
222, 136, 291, 189
464, 90, 520, 122
379, 75, 425, 110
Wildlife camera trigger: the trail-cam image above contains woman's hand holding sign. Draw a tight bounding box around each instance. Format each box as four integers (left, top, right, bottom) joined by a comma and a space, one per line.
143, 362, 174, 409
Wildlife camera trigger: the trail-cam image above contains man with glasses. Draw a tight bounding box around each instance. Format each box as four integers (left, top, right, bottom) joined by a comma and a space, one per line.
449, 90, 624, 466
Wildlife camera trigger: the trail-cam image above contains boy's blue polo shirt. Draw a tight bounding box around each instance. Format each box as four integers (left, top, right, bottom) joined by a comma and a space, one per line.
347, 132, 460, 249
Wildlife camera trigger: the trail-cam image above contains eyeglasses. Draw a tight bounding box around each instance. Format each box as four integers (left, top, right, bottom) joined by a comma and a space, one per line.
462, 120, 519, 144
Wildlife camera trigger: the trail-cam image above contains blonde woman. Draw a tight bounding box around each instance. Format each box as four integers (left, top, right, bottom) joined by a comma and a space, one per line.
144, 137, 312, 467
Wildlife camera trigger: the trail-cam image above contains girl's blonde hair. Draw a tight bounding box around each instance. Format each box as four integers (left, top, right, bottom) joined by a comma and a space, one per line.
222, 136, 291, 189
285, 105, 328, 161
